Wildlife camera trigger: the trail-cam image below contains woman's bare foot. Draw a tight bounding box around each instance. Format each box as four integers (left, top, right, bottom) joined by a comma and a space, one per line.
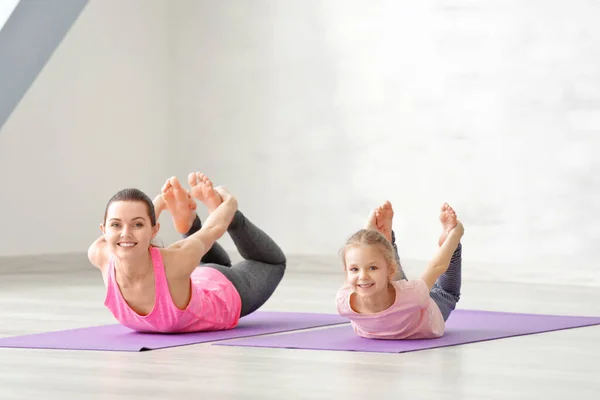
375, 201, 394, 243
152, 194, 167, 221
161, 177, 197, 234
188, 172, 222, 212
438, 202, 458, 246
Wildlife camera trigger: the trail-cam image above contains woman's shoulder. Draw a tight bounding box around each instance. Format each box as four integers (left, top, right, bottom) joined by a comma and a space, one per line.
156, 246, 198, 280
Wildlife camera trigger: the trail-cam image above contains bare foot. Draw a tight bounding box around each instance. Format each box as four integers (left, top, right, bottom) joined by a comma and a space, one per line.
161, 177, 197, 234
375, 201, 394, 243
364, 208, 378, 231
438, 202, 458, 246
152, 194, 167, 220
188, 172, 222, 213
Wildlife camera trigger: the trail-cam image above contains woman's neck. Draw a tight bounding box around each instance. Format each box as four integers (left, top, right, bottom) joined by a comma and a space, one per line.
114, 249, 154, 284
354, 282, 396, 314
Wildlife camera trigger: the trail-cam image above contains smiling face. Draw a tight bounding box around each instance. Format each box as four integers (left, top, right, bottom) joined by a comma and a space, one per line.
101, 200, 159, 258
344, 244, 394, 297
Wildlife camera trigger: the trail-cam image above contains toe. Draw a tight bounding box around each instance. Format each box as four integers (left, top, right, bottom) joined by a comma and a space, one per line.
161, 180, 172, 195
171, 177, 184, 191
188, 172, 197, 187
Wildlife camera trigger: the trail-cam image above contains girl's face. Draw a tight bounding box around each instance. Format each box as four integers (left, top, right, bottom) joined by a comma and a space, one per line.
344, 244, 394, 297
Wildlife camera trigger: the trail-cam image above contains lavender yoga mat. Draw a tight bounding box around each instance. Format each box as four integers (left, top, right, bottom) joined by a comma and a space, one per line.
215, 309, 600, 353
0, 311, 348, 352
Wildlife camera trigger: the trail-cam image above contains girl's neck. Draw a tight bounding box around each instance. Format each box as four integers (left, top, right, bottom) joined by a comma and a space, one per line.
355, 282, 396, 314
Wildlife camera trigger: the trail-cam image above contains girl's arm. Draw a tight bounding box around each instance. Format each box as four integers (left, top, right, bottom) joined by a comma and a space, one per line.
165, 188, 238, 276
420, 222, 464, 291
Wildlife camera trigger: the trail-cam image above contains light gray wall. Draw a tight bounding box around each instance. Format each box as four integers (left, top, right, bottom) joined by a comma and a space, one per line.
0, 0, 172, 256
170, 0, 600, 285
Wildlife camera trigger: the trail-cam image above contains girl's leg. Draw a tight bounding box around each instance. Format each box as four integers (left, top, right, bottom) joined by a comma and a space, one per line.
184, 214, 232, 266
366, 201, 406, 281
205, 210, 286, 316
429, 243, 462, 321
391, 231, 408, 281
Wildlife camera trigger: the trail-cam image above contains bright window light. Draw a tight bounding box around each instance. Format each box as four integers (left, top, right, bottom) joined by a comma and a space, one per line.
0, 0, 21, 31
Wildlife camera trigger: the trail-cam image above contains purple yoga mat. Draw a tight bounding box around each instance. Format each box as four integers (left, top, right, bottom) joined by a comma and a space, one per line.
0, 311, 348, 352
215, 309, 600, 353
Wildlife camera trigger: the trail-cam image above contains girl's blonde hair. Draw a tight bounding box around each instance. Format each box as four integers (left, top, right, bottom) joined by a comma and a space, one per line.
339, 229, 400, 277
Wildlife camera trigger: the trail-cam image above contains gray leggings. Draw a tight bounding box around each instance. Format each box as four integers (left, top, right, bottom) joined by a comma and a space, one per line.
391, 231, 462, 321
184, 210, 286, 318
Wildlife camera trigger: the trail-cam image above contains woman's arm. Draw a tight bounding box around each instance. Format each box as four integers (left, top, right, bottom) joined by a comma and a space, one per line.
87, 235, 108, 270
165, 188, 238, 276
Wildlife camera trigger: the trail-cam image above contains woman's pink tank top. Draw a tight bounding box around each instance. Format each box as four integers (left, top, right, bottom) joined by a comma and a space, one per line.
104, 247, 242, 333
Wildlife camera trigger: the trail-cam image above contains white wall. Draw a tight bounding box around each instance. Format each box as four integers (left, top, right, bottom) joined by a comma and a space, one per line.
170, 0, 600, 285
2, 0, 599, 286
0, 0, 172, 256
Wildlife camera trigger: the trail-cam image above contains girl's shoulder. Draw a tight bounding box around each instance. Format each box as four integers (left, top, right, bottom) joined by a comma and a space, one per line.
390, 279, 430, 307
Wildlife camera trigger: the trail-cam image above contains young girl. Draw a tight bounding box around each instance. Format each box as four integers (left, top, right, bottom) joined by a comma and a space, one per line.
87, 172, 286, 333
336, 201, 464, 339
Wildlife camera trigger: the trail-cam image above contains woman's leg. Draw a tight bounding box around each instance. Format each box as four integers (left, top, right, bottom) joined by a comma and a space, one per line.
157, 176, 232, 266
205, 210, 286, 317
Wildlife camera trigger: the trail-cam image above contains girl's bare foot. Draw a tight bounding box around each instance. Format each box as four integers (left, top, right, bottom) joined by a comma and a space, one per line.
364, 208, 378, 231
438, 202, 458, 246
375, 201, 394, 243
161, 177, 197, 234
188, 172, 222, 213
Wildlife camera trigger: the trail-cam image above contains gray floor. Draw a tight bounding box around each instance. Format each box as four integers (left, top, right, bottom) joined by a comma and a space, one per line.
0, 253, 599, 400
